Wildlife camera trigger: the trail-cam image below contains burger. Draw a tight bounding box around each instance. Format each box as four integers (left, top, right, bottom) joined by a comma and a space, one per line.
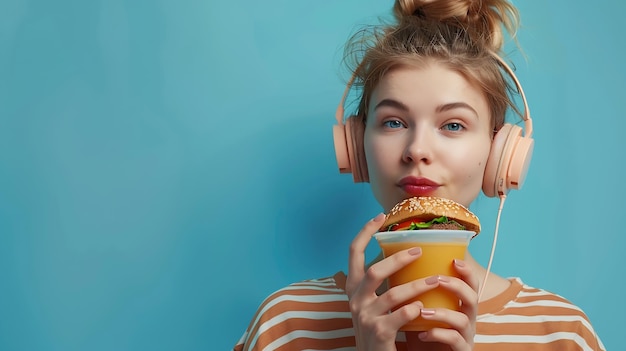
380, 196, 481, 237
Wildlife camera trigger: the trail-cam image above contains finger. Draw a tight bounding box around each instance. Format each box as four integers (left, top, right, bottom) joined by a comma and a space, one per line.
453, 259, 479, 292
418, 307, 473, 345
437, 275, 477, 312
450, 260, 479, 319
364, 254, 429, 315
346, 213, 385, 295
405, 332, 453, 351
429, 274, 477, 342
384, 301, 423, 331
428, 276, 478, 337
416, 327, 470, 351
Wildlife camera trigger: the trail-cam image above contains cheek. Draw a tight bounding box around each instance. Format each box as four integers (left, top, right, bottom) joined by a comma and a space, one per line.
462, 145, 491, 181
363, 134, 374, 171
363, 134, 386, 203
363, 131, 383, 174
469, 161, 486, 181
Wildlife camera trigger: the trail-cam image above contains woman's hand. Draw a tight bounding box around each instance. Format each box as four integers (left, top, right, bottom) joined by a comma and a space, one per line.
346, 213, 424, 351
405, 259, 479, 351
345, 213, 479, 351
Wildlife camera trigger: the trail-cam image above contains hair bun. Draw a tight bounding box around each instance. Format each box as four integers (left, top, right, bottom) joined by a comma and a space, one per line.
393, 0, 519, 51
394, 0, 473, 21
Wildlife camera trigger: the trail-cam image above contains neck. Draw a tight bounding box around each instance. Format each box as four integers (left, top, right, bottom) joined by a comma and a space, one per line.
464, 252, 510, 302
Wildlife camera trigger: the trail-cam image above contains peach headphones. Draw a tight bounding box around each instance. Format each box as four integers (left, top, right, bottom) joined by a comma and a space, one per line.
333, 54, 534, 198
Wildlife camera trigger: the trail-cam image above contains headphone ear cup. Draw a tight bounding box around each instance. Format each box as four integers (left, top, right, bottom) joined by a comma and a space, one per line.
333, 123, 351, 174
333, 117, 369, 183
507, 132, 534, 192
348, 117, 369, 183
483, 124, 512, 197
483, 124, 534, 197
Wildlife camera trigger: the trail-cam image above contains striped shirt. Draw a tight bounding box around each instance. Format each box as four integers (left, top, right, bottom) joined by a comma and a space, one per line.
233, 272, 605, 351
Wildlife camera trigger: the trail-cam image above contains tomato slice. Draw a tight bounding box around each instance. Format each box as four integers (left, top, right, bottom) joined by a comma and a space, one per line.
388, 219, 426, 231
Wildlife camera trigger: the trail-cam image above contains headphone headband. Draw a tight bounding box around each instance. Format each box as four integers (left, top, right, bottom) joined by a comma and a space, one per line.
334, 71, 358, 125
491, 53, 533, 138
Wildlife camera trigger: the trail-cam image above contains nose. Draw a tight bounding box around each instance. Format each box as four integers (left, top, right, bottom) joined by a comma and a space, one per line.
402, 128, 433, 164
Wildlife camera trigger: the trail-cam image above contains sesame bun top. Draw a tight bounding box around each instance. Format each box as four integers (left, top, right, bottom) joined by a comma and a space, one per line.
381, 196, 481, 235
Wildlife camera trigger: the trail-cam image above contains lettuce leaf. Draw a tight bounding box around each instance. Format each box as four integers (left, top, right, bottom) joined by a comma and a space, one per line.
407, 216, 449, 230
386, 216, 465, 231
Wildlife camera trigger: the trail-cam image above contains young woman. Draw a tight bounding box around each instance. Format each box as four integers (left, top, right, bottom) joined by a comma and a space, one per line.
234, 0, 605, 350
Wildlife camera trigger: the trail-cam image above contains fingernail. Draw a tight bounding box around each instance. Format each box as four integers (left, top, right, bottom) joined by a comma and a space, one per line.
437, 275, 450, 283
418, 331, 428, 340
420, 308, 435, 317
408, 247, 421, 256
454, 259, 465, 267
425, 276, 439, 285
372, 213, 385, 222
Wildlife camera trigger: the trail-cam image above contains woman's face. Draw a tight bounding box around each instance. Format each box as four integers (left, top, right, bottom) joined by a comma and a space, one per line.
364, 63, 492, 211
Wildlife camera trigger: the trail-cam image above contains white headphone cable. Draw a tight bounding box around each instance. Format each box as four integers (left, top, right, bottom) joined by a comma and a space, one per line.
477, 194, 506, 301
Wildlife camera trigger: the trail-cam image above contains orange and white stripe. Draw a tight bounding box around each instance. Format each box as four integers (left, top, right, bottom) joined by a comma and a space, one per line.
234, 273, 605, 351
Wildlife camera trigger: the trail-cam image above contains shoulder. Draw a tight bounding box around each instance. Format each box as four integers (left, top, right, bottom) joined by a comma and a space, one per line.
257, 272, 349, 310
511, 278, 591, 317
234, 272, 353, 351
477, 278, 605, 351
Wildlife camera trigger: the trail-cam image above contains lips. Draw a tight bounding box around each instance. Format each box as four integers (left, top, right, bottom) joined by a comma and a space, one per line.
398, 176, 440, 197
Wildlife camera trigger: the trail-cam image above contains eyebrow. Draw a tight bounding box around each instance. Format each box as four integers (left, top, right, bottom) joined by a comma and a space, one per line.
373, 99, 410, 112
436, 102, 479, 117
374, 99, 479, 118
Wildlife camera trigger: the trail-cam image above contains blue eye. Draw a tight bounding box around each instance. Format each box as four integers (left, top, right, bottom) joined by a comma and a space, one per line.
383, 120, 404, 129
442, 123, 464, 132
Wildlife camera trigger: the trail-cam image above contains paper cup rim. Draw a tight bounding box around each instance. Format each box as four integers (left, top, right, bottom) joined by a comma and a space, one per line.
374, 229, 473, 243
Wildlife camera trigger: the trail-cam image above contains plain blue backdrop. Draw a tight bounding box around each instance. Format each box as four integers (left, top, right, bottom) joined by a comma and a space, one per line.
1, 0, 623, 350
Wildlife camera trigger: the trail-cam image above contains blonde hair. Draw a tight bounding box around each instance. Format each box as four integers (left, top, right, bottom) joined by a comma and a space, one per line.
344, 0, 521, 131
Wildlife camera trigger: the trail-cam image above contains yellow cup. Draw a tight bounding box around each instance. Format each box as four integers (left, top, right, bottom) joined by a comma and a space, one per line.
374, 230, 472, 331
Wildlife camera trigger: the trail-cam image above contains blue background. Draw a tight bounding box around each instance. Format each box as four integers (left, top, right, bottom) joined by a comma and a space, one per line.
1, 0, 623, 350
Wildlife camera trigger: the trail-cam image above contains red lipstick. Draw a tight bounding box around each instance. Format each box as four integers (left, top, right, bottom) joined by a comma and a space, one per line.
398, 176, 440, 197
